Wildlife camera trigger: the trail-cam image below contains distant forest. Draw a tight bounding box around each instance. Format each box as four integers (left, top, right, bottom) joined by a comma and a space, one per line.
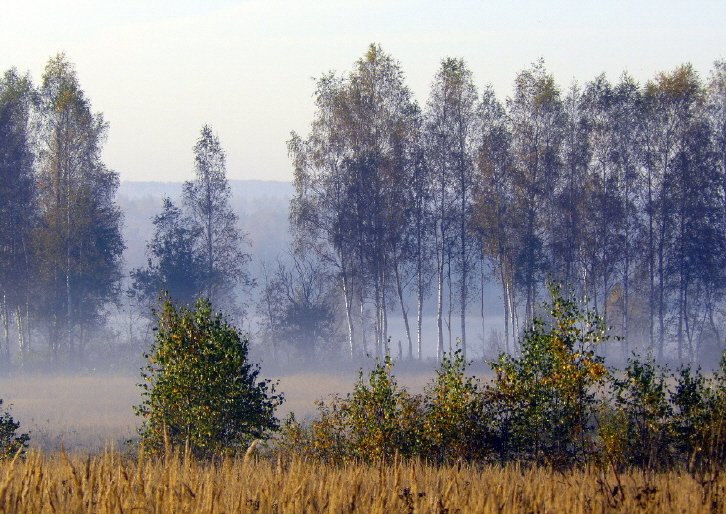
1, 47, 726, 369
286, 45, 726, 365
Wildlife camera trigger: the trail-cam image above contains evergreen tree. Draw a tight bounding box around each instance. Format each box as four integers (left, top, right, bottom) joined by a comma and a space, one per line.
131, 197, 206, 307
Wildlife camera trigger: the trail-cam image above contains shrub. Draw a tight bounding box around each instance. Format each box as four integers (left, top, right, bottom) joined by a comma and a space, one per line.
695, 356, 726, 471
485, 283, 609, 465
669, 358, 726, 473
670, 364, 711, 466
274, 282, 726, 472
0, 399, 28, 459
423, 349, 492, 462
280, 352, 500, 464
606, 357, 673, 470
303, 355, 426, 462
135, 297, 283, 457
601, 353, 726, 473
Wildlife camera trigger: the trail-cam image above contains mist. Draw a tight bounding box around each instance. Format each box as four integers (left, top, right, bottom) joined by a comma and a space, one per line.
2, 173, 725, 453
2, 51, 726, 458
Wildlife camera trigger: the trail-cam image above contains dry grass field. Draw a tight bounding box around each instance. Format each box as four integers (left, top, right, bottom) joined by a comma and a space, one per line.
0, 450, 722, 513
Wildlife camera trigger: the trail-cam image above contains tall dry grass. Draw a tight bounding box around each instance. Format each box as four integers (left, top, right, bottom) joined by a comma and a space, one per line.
0, 450, 721, 513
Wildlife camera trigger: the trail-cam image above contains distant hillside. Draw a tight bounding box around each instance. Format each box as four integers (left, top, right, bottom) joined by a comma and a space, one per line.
118, 180, 294, 201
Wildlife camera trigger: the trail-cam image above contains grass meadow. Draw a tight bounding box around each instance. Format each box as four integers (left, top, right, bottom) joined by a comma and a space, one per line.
0, 450, 722, 513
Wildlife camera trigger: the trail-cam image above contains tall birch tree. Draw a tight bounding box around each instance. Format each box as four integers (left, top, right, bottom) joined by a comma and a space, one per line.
34, 54, 124, 363
183, 125, 252, 316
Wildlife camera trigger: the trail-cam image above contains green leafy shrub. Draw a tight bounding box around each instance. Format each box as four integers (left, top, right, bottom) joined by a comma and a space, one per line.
280, 353, 493, 464
305, 356, 426, 462
699, 358, 726, 471
423, 350, 492, 462
670, 358, 726, 473
0, 400, 28, 459
607, 357, 673, 470
670, 364, 710, 465
135, 297, 283, 457
485, 283, 609, 465
600, 354, 726, 473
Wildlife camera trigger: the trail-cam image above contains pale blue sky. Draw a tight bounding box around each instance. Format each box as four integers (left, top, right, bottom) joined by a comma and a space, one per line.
1, 1, 724, 182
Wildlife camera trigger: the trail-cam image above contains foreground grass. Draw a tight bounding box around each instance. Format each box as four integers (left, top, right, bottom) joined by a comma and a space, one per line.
0, 451, 722, 513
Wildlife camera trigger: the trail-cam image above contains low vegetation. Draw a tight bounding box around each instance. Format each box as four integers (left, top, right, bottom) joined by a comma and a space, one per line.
2, 287, 726, 512
0, 450, 723, 513
278, 284, 726, 474
0, 400, 28, 459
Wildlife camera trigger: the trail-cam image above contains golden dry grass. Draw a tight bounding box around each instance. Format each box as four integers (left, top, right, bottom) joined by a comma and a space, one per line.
0, 450, 721, 513
2, 370, 717, 513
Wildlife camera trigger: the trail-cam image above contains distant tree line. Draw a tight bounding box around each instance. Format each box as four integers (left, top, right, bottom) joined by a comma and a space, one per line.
0, 54, 124, 368
4, 47, 726, 367
287, 44, 726, 363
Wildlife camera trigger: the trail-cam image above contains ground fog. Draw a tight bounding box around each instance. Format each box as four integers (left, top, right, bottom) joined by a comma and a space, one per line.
0, 367, 439, 453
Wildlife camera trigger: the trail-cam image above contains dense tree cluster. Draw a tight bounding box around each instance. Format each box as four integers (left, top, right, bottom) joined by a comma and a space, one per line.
290, 45, 726, 363
0, 54, 124, 368
2, 47, 725, 367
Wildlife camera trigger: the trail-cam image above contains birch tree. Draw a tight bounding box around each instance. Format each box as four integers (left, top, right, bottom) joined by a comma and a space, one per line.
34, 54, 124, 364
290, 44, 418, 358
507, 60, 564, 324
424, 58, 478, 359
183, 125, 252, 316
0, 68, 35, 365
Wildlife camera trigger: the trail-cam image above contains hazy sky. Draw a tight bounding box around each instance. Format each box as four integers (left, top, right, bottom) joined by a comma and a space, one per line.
1, 1, 724, 183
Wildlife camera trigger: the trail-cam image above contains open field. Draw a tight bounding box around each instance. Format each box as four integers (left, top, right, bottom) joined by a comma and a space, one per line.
0, 368, 435, 452
0, 374, 141, 453
0, 368, 724, 512
0, 451, 722, 513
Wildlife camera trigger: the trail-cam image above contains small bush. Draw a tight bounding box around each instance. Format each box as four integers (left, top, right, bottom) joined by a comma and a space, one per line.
485, 283, 609, 465
281, 353, 496, 464
423, 350, 492, 462
0, 399, 28, 459
605, 357, 673, 470
598, 354, 726, 473
135, 297, 283, 457
295, 355, 426, 462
